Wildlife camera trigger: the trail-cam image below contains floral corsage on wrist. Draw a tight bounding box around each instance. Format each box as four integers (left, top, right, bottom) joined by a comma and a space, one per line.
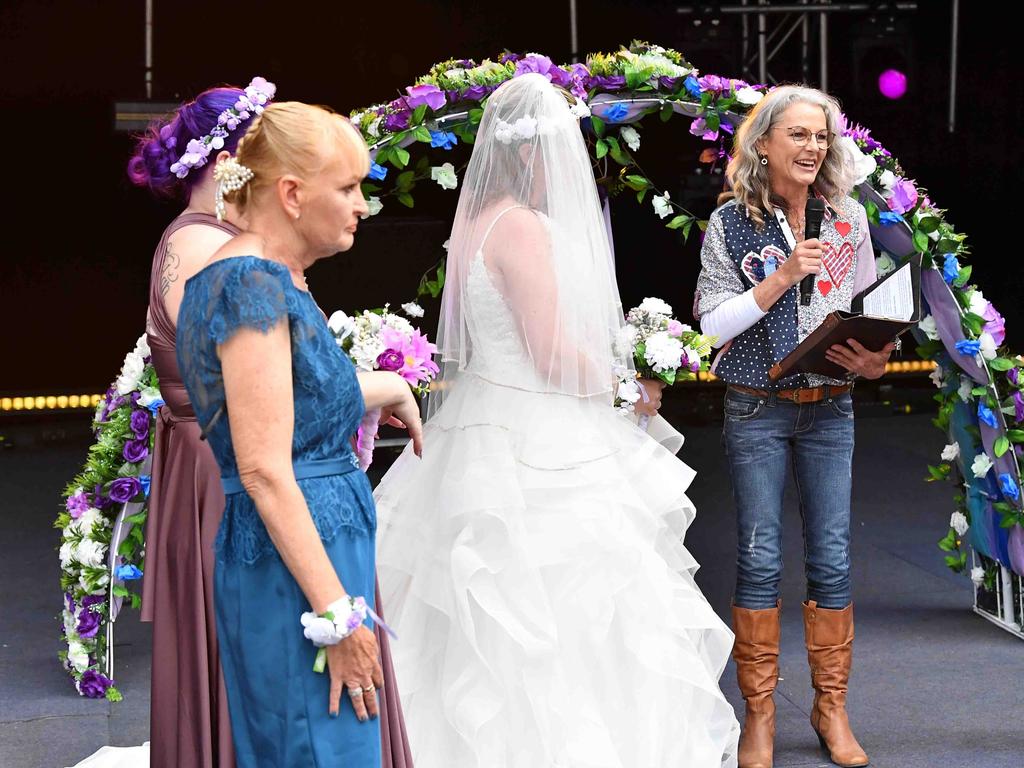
300, 595, 396, 673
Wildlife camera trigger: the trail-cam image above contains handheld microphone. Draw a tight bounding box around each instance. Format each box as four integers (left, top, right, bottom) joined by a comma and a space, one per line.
800, 197, 826, 306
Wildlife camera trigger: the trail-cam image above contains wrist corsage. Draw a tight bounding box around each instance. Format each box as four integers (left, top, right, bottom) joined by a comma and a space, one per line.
300, 595, 396, 673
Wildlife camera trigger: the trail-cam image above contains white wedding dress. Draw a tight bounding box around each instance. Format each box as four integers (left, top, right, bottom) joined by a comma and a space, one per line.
374, 247, 740, 767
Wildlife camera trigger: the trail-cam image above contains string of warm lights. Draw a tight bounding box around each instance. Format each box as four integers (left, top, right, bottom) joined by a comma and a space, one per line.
1, 394, 103, 412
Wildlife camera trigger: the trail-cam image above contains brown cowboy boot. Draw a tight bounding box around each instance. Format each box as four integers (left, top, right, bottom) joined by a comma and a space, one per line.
732, 601, 781, 768
802, 601, 869, 767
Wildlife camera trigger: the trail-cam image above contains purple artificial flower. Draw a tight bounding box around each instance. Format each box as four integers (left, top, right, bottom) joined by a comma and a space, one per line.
515, 54, 556, 79
65, 592, 75, 613
1014, 391, 1024, 424
66, 490, 90, 519
77, 670, 113, 699
999, 473, 1020, 502
108, 477, 142, 504
76, 608, 102, 639
462, 84, 490, 102
588, 74, 627, 92
658, 76, 683, 92
689, 117, 718, 141
558, 62, 592, 99
129, 409, 149, 439
383, 110, 411, 133
405, 84, 446, 111
983, 303, 1006, 346
1009, 367, 1020, 387
92, 484, 112, 510
887, 177, 919, 215
978, 401, 999, 429
697, 74, 731, 93
81, 594, 105, 610
122, 438, 148, 464
376, 349, 405, 373
499, 52, 523, 65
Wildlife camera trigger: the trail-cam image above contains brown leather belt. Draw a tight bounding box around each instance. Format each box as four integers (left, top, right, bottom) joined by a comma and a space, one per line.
729, 382, 851, 404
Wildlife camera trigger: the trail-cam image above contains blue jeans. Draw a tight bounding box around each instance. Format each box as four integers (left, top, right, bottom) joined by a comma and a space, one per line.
722, 386, 855, 610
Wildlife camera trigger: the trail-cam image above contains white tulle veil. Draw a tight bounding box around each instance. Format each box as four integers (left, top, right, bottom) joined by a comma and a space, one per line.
428, 73, 631, 418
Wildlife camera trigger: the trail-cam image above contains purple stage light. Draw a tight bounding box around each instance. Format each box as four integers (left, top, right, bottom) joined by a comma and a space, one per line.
878, 69, 907, 100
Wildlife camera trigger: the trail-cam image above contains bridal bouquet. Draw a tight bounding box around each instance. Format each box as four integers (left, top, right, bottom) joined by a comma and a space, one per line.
614, 297, 715, 416
327, 303, 438, 469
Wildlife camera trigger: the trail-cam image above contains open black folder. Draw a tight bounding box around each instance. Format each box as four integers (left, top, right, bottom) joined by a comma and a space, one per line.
768, 254, 923, 381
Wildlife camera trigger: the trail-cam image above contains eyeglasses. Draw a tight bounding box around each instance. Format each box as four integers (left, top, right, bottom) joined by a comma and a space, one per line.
784, 127, 834, 150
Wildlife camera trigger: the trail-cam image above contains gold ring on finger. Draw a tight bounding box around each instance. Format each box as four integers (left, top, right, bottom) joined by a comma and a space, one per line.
363, 683, 375, 693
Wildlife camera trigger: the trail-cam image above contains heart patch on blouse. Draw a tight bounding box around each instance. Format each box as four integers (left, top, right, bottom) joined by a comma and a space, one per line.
822, 241, 855, 287
834, 220, 852, 237
740, 245, 788, 285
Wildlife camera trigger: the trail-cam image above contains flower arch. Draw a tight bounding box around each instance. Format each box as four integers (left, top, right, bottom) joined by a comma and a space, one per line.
56, 41, 1023, 700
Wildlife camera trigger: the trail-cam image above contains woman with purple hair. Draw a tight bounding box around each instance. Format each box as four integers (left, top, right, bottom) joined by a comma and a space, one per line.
126, 79, 412, 768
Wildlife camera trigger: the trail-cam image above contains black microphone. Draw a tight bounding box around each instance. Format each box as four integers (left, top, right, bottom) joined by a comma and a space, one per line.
800, 197, 826, 306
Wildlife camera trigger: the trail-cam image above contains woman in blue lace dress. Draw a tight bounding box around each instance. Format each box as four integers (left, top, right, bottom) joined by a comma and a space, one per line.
176, 101, 423, 767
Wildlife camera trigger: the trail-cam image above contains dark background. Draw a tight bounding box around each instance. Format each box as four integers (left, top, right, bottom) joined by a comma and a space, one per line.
1, 0, 1020, 394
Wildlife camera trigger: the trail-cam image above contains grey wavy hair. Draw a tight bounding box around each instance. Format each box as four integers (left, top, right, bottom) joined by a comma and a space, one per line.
722, 84, 856, 231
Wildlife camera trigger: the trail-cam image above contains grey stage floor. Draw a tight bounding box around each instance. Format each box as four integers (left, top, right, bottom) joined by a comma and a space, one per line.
1, 411, 1021, 767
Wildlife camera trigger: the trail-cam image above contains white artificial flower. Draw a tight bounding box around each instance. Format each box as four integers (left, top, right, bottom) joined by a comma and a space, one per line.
513, 117, 537, 139
972, 452, 994, 479
74, 539, 106, 569
638, 297, 674, 317
351, 340, 385, 372
72, 508, 108, 539
941, 442, 961, 462
918, 315, 940, 341
569, 100, 591, 119
957, 376, 974, 403
643, 331, 685, 373
133, 334, 150, 359
616, 377, 642, 407
431, 163, 458, 190
444, 68, 469, 85
59, 541, 75, 570
735, 86, 764, 106
877, 169, 896, 194
968, 289, 989, 318
361, 311, 384, 334
979, 332, 998, 361
843, 137, 878, 186
327, 310, 355, 341
67, 641, 90, 673
929, 364, 945, 389
875, 251, 896, 277
79, 571, 108, 595
401, 302, 425, 318
137, 386, 162, 407
442, 239, 450, 252
619, 126, 641, 151
950, 511, 969, 537
651, 191, 672, 220
300, 612, 340, 646
384, 313, 414, 335
614, 325, 639, 358
62, 608, 77, 637
115, 352, 145, 395
361, 196, 382, 219
366, 116, 383, 139
970, 566, 985, 587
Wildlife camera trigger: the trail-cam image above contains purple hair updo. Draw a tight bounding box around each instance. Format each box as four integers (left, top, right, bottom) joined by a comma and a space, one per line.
127, 85, 257, 200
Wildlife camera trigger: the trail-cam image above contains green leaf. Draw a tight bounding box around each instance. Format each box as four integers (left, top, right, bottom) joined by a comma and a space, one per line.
995, 436, 1011, 457
666, 214, 692, 230
625, 64, 655, 90
989, 357, 1014, 371
938, 530, 957, 551
590, 115, 606, 137
697, 219, 709, 232
130, 593, 141, 609
658, 369, 677, 386
954, 265, 972, 288
971, 385, 989, 397
704, 111, 721, 132
962, 312, 984, 336
1006, 429, 1024, 443
926, 464, 951, 482
863, 200, 880, 225
624, 174, 650, 189
392, 147, 411, 169
917, 215, 941, 233
411, 104, 428, 124
112, 584, 129, 598
912, 229, 930, 254
413, 125, 432, 143
944, 554, 964, 568
659, 103, 673, 122
636, 188, 649, 204
681, 219, 694, 241
595, 138, 608, 159
396, 170, 416, 191
396, 192, 415, 208
468, 108, 484, 125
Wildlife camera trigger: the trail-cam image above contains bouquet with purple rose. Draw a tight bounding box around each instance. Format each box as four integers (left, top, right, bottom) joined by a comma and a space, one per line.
327, 303, 439, 469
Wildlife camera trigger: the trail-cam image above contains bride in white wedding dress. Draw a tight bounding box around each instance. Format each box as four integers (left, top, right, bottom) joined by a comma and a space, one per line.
374, 72, 739, 767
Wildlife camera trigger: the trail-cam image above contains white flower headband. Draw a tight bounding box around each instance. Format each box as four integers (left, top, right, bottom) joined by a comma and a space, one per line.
169, 76, 276, 179
492, 99, 591, 145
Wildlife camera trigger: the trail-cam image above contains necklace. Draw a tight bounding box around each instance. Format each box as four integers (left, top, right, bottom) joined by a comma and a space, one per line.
786, 213, 805, 239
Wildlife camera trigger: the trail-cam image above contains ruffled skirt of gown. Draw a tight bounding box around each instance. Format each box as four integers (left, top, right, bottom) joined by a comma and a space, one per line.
374, 373, 740, 767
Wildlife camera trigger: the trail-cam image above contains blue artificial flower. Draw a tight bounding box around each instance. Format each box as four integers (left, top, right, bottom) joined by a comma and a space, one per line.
683, 75, 702, 98
139, 475, 151, 498
978, 401, 998, 429
955, 339, 981, 357
145, 398, 164, 415
942, 253, 960, 285
602, 103, 629, 123
367, 162, 388, 181
429, 130, 458, 150
115, 564, 143, 581
999, 473, 1020, 502
878, 211, 905, 226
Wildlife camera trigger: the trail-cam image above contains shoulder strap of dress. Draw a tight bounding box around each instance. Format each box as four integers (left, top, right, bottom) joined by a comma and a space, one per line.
478, 205, 527, 251
167, 211, 242, 238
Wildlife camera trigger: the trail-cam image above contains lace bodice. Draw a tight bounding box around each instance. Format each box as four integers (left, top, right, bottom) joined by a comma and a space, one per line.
464, 253, 532, 381
176, 256, 375, 564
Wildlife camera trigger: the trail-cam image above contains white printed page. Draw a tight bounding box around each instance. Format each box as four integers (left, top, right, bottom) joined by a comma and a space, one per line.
862, 263, 914, 321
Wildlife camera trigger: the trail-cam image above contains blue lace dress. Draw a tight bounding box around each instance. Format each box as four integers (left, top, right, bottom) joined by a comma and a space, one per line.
176, 256, 380, 767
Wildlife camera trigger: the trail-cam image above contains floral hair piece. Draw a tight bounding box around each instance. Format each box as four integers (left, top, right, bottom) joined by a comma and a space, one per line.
169, 76, 276, 179
212, 157, 254, 221
493, 98, 592, 145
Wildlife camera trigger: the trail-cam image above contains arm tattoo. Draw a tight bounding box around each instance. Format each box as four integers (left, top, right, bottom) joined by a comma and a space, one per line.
160, 242, 181, 297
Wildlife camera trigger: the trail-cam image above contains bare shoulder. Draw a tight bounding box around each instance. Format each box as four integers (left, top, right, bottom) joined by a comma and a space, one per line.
487, 206, 548, 263
162, 223, 236, 292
